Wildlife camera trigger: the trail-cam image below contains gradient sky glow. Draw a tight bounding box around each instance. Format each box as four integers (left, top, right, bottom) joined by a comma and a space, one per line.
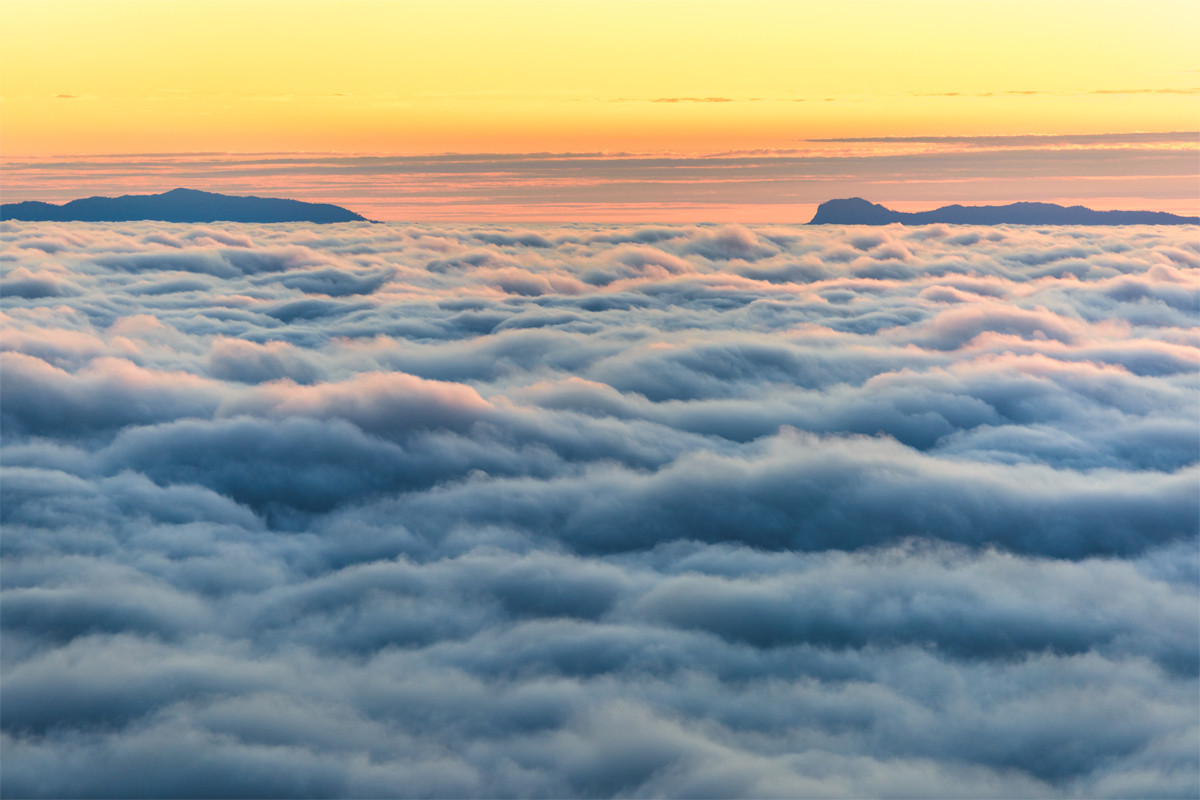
3, 4, 1200, 795
1, 0, 1198, 219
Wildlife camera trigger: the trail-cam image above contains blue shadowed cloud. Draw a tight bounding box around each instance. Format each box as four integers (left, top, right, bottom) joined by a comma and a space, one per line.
1, 219, 1197, 798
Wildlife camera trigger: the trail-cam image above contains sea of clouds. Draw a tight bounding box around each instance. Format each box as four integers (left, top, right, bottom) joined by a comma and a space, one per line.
1, 219, 1197, 797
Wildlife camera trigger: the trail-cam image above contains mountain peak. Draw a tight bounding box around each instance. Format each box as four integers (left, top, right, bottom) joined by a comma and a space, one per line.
808, 199, 1199, 226
1, 189, 371, 224
810, 198, 902, 225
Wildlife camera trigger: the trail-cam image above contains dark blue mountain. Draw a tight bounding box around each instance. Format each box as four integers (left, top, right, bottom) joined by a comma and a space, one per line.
1, 188, 370, 223
809, 197, 1199, 225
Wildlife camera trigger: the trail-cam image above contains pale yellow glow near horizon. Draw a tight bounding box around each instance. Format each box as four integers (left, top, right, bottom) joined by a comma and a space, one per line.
2, 0, 1197, 155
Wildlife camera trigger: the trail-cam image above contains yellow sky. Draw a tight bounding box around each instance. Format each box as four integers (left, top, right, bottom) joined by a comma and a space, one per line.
1, 0, 1197, 155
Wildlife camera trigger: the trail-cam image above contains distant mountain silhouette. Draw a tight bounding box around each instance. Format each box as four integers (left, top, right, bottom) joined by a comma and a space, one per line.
809, 197, 1199, 225
1, 188, 370, 223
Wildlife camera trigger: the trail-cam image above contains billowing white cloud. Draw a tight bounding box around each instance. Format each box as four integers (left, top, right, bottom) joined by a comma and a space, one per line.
1, 219, 1197, 798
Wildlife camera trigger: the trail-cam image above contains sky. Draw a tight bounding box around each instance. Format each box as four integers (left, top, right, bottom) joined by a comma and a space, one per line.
2, 218, 1198, 796
2, 3, 1199, 794
1, 0, 1198, 219
2, 1, 1200, 796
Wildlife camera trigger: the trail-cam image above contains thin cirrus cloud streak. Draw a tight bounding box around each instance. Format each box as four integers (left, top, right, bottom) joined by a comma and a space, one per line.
607, 88, 1200, 102
1, 217, 1197, 797
1, 132, 1196, 222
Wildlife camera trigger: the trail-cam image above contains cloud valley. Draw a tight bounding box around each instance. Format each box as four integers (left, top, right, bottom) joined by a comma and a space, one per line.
1, 219, 1197, 798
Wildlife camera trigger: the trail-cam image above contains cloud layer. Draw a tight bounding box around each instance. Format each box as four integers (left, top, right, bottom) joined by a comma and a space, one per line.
2, 219, 1198, 798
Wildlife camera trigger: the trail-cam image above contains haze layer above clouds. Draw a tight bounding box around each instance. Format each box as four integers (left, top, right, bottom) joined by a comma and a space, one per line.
2, 220, 1198, 798
4, 132, 1198, 221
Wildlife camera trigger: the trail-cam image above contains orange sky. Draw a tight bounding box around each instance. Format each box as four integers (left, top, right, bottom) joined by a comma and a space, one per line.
1, 0, 1197, 219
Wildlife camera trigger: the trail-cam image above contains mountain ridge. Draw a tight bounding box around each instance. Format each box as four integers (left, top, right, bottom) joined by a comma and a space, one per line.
0, 188, 371, 223
809, 197, 1199, 225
